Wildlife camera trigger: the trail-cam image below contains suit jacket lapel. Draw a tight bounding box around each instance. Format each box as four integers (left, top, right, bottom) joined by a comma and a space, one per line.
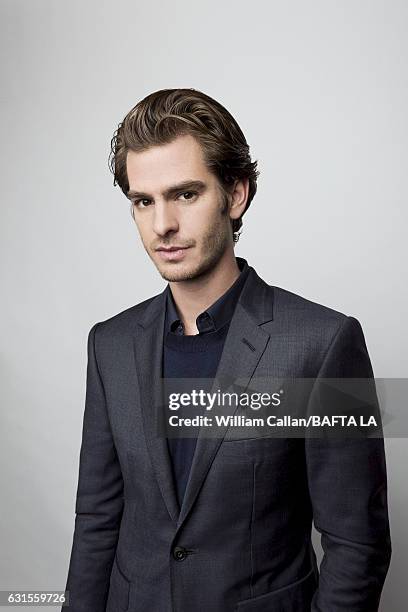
132, 288, 181, 524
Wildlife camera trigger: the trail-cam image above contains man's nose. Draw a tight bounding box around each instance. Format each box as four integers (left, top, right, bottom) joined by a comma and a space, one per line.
152, 201, 179, 236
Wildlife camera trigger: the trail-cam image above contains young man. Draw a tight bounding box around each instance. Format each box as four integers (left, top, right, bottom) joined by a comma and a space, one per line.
64, 88, 391, 611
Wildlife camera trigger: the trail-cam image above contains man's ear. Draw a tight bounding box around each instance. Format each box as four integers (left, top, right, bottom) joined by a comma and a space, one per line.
228, 178, 249, 222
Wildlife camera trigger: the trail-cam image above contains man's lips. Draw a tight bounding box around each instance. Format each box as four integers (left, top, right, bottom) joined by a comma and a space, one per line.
155, 246, 191, 261
155, 246, 189, 252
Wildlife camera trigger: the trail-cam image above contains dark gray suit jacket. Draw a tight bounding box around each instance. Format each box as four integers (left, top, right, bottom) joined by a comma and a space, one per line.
64, 263, 391, 611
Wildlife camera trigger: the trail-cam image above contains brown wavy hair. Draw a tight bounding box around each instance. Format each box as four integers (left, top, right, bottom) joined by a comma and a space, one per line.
109, 88, 260, 243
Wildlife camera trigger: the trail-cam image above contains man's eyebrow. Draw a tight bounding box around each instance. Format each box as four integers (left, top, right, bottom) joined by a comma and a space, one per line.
126, 180, 207, 201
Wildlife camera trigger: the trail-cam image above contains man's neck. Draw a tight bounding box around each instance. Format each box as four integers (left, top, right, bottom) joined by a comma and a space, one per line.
169, 250, 241, 335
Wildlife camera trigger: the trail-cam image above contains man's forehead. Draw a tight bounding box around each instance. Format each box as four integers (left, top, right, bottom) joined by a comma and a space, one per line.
127, 134, 204, 167
126, 136, 213, 192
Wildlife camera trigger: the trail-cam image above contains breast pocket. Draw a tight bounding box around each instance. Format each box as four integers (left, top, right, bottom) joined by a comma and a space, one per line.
219, 436, 297, 462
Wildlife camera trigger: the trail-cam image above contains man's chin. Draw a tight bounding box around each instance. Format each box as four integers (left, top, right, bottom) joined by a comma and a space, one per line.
157, 262, 197, 282
155, 257, 215, 283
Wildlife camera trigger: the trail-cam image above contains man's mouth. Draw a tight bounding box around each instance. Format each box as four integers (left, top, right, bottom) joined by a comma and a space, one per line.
155, 246, 191, 261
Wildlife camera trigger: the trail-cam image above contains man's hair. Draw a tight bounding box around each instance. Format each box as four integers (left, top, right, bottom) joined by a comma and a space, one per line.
109, 88, 259, 243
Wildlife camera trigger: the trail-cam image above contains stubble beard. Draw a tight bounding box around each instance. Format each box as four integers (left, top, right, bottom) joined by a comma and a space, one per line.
154, 211, 231, 283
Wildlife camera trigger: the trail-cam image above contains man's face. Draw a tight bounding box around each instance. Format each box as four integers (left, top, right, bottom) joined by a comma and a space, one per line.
126, 134, 233, 282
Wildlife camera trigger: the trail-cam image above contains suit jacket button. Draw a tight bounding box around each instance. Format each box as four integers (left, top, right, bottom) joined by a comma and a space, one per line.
173, 546, 188, 561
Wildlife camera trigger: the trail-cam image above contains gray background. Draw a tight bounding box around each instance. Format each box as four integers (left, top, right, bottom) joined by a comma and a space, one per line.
1, 0, 406, 610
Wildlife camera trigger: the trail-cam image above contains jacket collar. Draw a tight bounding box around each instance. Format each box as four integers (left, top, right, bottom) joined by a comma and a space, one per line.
138, 257, 274, 331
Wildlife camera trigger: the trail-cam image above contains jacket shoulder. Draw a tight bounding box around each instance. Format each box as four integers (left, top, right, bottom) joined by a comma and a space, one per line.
269, 284, 356, 345
91, 291, 163, 336
268, 285, 369, 371
273, 285, 348, 322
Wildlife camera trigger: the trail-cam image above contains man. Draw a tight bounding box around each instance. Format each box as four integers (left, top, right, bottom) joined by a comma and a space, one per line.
64, 88, 391, 611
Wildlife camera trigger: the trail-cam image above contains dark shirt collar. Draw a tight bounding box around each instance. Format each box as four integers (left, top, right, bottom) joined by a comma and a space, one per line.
165, 256, 250, 335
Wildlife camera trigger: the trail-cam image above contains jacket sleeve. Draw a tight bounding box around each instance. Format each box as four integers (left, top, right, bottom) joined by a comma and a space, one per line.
63, 323, 124, 612
305, 316, 392, 612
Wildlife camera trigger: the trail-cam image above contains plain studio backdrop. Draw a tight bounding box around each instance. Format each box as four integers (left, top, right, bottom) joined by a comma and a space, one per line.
1, 1, 406, 610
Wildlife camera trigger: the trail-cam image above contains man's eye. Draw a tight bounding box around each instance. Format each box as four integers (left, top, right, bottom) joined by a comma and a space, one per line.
134, 198, 152, 208
178, 191, 197, 201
